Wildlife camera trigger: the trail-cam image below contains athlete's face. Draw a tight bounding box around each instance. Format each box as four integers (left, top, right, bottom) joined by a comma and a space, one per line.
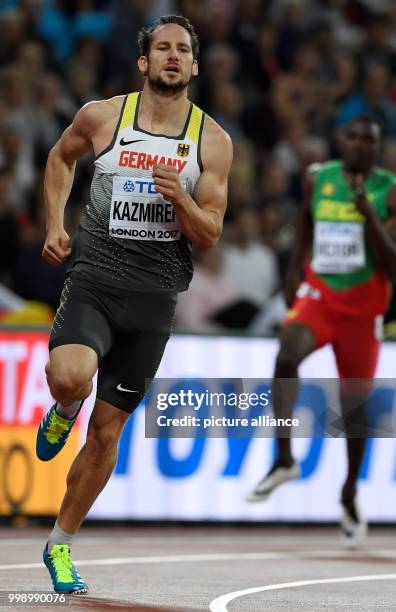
342, 121, 381, 172
138, 24, 198, 93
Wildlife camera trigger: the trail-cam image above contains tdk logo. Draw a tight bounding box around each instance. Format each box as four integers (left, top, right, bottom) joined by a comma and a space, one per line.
122, 179, 157, 194
123, 180, 135, 192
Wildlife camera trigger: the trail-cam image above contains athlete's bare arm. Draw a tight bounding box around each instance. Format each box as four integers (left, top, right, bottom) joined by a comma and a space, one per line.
283, 168, 314, 307
352, 177, 396, 279
42, 97, 124, 266
385, 186, 396, 240
152, 116, 233, 248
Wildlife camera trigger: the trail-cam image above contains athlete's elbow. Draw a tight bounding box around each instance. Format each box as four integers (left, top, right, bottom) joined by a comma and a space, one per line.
192, 237, 216, 249
46, 146, 67, 173
380, 250, 396, 279
195, 231, 221, 249
386, 262, 396, 280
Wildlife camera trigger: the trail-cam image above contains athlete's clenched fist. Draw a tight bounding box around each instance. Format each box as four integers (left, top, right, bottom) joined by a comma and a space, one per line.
152, 163, 186, 205
42, 228, 71, 266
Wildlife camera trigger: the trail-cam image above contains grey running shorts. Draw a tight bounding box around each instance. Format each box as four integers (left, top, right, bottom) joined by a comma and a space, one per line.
49, 274, 177, 413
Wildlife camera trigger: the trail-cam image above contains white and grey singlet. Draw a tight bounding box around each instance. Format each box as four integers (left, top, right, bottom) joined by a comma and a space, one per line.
68, 91, 205, 292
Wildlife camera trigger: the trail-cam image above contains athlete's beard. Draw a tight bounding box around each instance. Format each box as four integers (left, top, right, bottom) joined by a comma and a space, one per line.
148, 72, 190, 95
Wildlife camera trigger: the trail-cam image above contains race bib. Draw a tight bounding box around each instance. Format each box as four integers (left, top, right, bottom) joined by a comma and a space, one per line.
312, 221, 365, 274
109, 176, 182, 241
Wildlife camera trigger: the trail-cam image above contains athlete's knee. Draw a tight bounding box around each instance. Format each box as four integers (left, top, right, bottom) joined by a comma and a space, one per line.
276, 325, 315, 374
340, 391, 369, 437
276, 342, 304, 373
47, 362, 92, 402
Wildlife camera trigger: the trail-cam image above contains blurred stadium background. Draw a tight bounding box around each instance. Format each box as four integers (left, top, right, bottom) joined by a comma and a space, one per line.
1, 0, 396, 527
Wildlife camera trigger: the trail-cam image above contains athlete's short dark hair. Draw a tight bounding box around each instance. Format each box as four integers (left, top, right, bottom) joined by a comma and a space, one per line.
347, 115, 383, 140
138, 15, 199, 60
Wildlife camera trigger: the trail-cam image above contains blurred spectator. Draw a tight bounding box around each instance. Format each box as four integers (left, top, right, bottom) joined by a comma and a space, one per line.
201, 0, 234, 47
0, 8, 26, 64
258, 161, 292, 206
15, 40, 47, 90
0, 0, 396, 322
360, 13, 396, 73
308, 0, 363, 49
35, 1, 73, 61
211, 82, 246, 140
258, 201, 296, 283
329, 50, 359, 106
175, 245, 245, 333
227, 138, 256, 212
0, 167, 19, 286
72, 0, 113, 43
272, 0, 306, 71
199, 43, 239, 110
101, 0, 155, 93
231, 0, 265, 81
337, 62, 396, 136
308, 18, 335, 80
272, 43, 326, 133
0, 121, 35, 211
33, 74, 75, 166
67, 63, 99, 106
14, 200, 67, 310
221, 206, 280, 307
252, 22, 280, 93
272, 118, 308, 175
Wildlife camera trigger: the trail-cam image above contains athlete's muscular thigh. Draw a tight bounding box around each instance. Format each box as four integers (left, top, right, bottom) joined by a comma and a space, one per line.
46, 344, 98, 395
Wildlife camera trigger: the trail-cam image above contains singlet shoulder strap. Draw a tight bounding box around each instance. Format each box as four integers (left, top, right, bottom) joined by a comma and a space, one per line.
186, 104, 204, 144
119, 92, 139, 130
95, 93, 137, 161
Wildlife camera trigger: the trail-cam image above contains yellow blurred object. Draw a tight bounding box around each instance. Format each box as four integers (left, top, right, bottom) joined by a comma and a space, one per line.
0, 302, 54, 325
384, 320, 396, 339
0, 425, 78, 516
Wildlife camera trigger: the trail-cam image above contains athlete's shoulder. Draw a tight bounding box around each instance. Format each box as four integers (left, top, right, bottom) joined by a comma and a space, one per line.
201, 113, 232, 147
73, 95, 126, 136
306, 159, 339, 178
200, 113, 233, 172
317, 159, 340, 173
373, 165, 396, 185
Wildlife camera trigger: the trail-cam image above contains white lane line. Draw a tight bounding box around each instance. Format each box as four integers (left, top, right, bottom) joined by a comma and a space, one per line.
209, 573, 396, 612
0, 538, 119, 545
2, 548, 395, 571
0, 552, 284, 571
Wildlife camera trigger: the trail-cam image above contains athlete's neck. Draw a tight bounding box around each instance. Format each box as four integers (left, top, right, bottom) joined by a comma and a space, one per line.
343, 163, 373, 179
138, 85, 190, 136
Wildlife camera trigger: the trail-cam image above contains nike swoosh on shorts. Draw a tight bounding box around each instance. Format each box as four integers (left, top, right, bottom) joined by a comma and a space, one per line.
117, 384, 140, 393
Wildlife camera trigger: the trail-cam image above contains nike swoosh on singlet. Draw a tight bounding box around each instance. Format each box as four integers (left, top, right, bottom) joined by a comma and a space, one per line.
119, 138, 146, 146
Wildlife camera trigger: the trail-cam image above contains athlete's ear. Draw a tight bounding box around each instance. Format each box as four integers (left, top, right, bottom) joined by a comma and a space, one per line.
138, 55, 148, 77
192, 59, 198, 77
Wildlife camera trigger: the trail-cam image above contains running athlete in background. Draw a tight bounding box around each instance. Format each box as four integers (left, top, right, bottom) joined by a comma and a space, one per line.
247, 117, 396, 546
36, 15, 232, 594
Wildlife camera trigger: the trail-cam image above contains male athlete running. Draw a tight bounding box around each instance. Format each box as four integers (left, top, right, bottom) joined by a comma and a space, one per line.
36, 15, 232, 593
247, 117, 396, 547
